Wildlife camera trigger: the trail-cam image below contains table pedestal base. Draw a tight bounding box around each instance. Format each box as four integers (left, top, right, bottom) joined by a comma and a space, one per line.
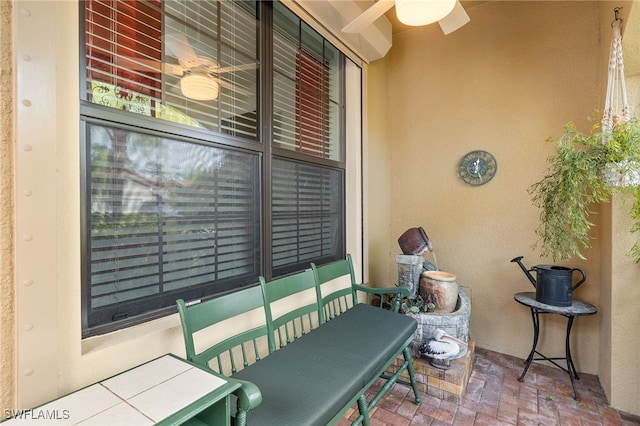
518, 309, 580, 400
514, 292, 597, 402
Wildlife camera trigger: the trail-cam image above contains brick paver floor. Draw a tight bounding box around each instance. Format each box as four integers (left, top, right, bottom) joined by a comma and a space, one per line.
339, 347, 640, 425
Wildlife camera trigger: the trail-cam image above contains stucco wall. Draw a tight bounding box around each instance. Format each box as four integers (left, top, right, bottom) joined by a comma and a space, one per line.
370, 1, 603, 373
0, 0, 15, 416
598, 2, 640, 415
365, 56, 392, 286
7, 0, 365, 412
367, 0, 640, 415
4, 0, 640, 417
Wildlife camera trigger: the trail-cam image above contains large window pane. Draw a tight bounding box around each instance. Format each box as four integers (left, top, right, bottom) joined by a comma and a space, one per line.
85, 0, 259, 139
81, 1, 349, 336
272, 2, 341, 161
86, 122, 261, 330
272, 158, 344, 276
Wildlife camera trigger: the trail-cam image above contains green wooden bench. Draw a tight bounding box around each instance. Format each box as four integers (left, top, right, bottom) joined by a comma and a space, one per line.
176, 286, 266, 425
177, 255, 420, 426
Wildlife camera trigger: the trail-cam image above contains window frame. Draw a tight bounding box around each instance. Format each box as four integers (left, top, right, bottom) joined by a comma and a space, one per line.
80, 0, 349, 337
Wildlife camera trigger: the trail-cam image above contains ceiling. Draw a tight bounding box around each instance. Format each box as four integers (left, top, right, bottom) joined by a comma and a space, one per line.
295, 0, 639, 73
384, 1, 487, 34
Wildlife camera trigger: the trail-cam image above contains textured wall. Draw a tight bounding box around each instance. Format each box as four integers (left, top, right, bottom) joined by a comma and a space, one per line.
371, 1, 603, 372
8, 1, 365, 411
365, 56, 392, 287
367, 1, 640, 415
598, 2, 640, 415
0, 0, 15, 417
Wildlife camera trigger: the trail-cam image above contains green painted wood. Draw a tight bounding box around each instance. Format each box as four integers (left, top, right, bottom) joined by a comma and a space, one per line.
232, 304, 419, 425
311, 254, 411, 322
176, 287, 265, 426
176, 254, 420, 426
258, 269, 321, 352
311, 254, 420, 425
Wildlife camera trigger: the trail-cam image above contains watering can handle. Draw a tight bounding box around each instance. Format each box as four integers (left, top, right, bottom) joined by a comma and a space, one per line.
571, 268, 587, 291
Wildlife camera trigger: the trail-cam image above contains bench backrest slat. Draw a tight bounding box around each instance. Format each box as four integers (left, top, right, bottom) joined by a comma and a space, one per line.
259, 269, 321, 352
176, 285, 269, 376
311, 254, 358, 323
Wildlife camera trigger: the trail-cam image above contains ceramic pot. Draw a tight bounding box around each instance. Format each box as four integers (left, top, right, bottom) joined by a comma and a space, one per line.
419, 271, 459, 313
398, 227, 432, 255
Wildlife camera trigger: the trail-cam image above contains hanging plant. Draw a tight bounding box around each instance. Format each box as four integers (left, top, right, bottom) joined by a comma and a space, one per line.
529, 8, 640, 263
529, 116, 640, 262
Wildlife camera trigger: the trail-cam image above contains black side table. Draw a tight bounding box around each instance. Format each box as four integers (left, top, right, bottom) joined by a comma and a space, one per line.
514, 291, 597, 400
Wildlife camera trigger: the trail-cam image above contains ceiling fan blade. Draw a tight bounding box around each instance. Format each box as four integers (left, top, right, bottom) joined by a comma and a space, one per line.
164, 33, 199, 65
118, 56, 184, 75
214, 63, 259, 74
342, 0, 395, 33
438, 1, 470, 35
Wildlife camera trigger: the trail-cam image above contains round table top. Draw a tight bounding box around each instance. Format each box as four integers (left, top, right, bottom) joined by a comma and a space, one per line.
514, 292, 597, 316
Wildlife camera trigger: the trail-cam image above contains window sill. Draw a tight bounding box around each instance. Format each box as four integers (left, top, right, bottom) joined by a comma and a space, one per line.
81, 312, 182, 355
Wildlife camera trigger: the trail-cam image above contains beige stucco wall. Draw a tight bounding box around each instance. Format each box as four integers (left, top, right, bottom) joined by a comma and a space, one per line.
364, 55, 392, 286
367, 0, 639, 415
376, 0, 603, 370
1, 0, 15, 416
598, 2, 640, 415
5, 0, 365, 413
601, 193, 640, 414
3, 0, 640, 418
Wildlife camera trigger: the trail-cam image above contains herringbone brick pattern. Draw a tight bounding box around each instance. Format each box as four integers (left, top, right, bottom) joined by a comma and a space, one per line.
339, 347, 640, 425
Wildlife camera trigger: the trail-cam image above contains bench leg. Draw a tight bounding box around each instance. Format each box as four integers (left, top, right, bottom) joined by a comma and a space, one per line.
235, 409, 247, 426
353, 394, 370, 426
403, 347, 421, 404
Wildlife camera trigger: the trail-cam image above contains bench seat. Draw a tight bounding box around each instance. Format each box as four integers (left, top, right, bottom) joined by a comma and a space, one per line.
232, 303, 417, 425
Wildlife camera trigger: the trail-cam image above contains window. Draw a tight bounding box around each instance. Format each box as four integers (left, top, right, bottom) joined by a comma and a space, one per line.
81, 0, 348, 336
86, 123, 261, 329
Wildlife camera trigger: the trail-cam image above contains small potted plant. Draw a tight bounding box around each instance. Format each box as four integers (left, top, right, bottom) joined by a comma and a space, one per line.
399, 294, 436, 314
529, 114, 640, 262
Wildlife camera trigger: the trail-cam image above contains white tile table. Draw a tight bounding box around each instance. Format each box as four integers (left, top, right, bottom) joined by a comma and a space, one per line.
3, 354, 241, 425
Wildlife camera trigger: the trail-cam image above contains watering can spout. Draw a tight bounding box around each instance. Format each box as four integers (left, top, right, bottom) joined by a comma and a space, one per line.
510, 256, 537, 288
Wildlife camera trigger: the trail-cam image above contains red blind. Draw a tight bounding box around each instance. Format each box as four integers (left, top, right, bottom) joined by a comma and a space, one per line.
296, 50, 330, 157
85, 0, 162, 99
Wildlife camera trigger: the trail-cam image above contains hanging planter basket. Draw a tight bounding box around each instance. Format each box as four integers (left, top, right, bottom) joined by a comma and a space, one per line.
528, 8, 640, 262
601, 160, 640, 188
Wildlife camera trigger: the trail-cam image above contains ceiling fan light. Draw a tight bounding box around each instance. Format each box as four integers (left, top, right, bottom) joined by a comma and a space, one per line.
396, 0, 456, 26
180, 71, 219, 101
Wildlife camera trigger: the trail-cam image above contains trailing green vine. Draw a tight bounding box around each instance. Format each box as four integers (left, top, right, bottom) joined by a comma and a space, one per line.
529, 116, 640, 262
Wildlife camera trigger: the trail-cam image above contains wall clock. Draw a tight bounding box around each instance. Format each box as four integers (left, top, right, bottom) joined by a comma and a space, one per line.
458, 150, 497, 186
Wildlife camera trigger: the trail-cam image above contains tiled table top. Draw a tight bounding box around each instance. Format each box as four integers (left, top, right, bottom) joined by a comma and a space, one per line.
4, 355, 231, 425
514, 292, 597, 316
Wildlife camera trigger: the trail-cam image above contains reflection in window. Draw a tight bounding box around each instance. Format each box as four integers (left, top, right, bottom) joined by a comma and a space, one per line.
273, 2, 341, 161
87, 123, 260, 328
81, 1, 350, 336
84, 0, 259, 138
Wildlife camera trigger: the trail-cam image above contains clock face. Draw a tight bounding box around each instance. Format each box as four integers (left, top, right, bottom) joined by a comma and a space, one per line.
458, 150, 497, 186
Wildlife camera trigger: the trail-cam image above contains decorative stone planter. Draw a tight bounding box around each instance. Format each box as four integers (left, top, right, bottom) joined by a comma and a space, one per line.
396, 254, 424, 297
406, 287, 471, 360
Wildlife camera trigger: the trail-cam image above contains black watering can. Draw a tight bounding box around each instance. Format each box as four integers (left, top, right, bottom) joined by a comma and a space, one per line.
510, 256, 586, 307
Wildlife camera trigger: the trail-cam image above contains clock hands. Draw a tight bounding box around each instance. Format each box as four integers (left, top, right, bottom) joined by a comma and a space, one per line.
471, 158, 483, 182
458, 150, 497, 186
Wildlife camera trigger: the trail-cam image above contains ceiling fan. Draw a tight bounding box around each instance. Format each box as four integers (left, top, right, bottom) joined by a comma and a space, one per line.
124, 33, 256, 101
342, 0, 470, 35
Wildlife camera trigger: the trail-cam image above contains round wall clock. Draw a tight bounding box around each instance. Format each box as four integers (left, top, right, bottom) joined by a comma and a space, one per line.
457, 150, 497, 186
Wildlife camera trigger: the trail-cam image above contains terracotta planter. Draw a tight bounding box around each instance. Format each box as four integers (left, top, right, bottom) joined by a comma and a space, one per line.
419, 271, 459, 313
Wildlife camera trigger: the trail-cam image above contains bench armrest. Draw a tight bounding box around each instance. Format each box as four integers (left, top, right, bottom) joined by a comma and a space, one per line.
352, 284, 411, 312
233, 378, 262, 426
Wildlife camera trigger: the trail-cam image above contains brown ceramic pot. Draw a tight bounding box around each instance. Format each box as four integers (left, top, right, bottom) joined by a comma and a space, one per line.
419, 271, 459, 313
